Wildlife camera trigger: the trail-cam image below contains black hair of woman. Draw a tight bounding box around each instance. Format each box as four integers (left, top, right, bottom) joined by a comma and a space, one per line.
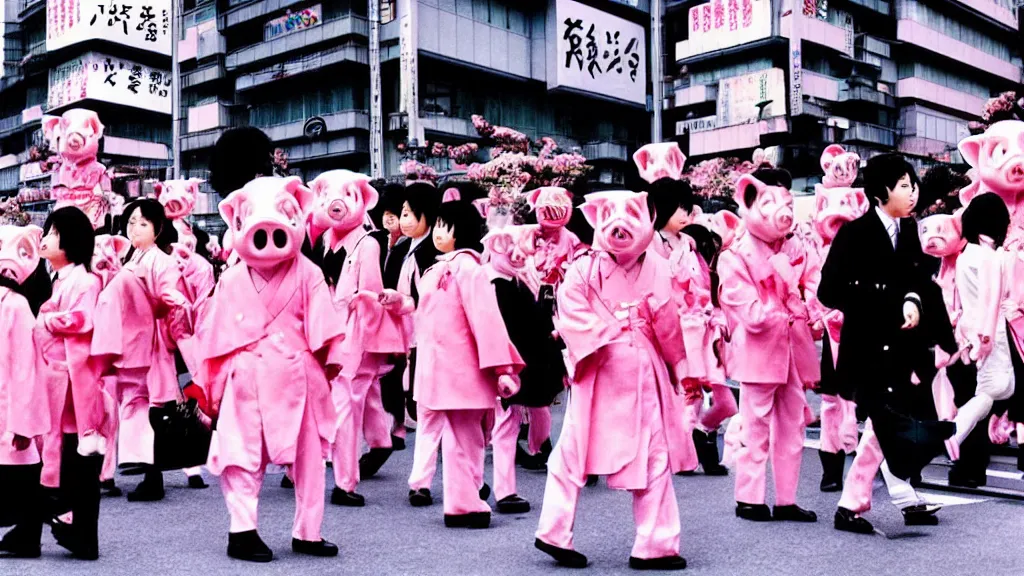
43, 206, 95, 270
435, 200, 485, 252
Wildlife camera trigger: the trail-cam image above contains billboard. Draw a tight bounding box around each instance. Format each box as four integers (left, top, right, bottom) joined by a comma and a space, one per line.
676, 115, 718, 135
678, 0, 772, 60
46, 0, 172, 55
264, 4, 322, 41
547, 0, 648, 106
716, 68, 786, 127
48, 52, 172, 114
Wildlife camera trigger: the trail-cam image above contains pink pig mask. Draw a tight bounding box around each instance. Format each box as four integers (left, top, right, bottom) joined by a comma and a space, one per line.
813, 187, 869, 244
527, 187, 573, 230
309, 170, 378, 233
579, 191, 653, 264
959, 120, 1024, 202
219, 176, 314, 270
43, 109, 104, 164
92, 234, 131, 287
735, 174, 794, 243
155, 178, 203, 220
0, 225, 43, 284
919, 213, 966, 258
482, 226, 537, 278
633, 142, 686, 184
820, 144, 860, 189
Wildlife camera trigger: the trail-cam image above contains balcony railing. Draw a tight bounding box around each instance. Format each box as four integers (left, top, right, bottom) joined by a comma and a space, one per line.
841, 123, 896, 147
258, 110, 369, 142
846, 0, 892, 16
221, 0, 309, 30
17, 0, 45, 19
182, 128, 228, 152
839, 84, 896, 108
0, 165, 20, 193
235, 44, 368, 91
226, 16, 369, 70
0, 114, 22, 137
581, 142, 629, 162
183, 64, 227, 88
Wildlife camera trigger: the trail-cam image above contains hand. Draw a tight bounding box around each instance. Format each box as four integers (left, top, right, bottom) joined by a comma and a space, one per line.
1001, 299, 1023, 322
901, 300, 920, 330
379, 289, 403, 309
12, 435, 31, 451
497, 374, 520, 399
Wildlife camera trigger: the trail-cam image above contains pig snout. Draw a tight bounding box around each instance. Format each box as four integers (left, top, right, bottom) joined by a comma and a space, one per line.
250, 224, 291, 252
1006, 160, 1024, 185
328, 199, 349, 221
774, 209, 794, 232
66, 132, 85, 152
0, 264, 16, 281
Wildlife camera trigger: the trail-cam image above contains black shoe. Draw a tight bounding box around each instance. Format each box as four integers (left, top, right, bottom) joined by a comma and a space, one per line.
585, 475, 599, 487
735, 502, 772, 522
292, 538, 339, 557
331, 488, 365, 507
0, 528, 42, 559
517, 444, 547, 471
126, 471, 165, 502
409, 488, 433, 507
443, 512, 491, 529
693, 429, 728, 476
902, 504, 941, 526
281, 475, 294, 489
818, 450, 845, 492
227, 530, 273, 563
834, 507, 873, 534
535, 538, 588, 568
518, 423, 530, 442
187, 475, 209, 489
496, 495, 531, 514
359, 447, 394, 479
100, 479, 122, 498
50, 522, 98, 561
392, 435, 406, 451
947, 467, 983, 489
479, 483, 491, 502
773, 505, 817, 523
629, 555, 687, 571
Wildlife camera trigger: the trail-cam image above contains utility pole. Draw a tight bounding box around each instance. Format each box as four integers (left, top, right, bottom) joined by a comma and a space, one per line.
170, 0, 181, 179
369, 0, 384, 178
650, 0, 663, 143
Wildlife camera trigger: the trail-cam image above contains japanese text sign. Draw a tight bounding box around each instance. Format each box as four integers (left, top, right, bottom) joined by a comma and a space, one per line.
48, 52, 172, 114
678, 0, 771, 60
716, 68, 786, 127
47, 0, 172, 55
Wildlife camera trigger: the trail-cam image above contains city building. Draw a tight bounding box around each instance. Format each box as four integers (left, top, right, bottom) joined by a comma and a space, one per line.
663, 0, 1023, 190
0, 0, 175, 222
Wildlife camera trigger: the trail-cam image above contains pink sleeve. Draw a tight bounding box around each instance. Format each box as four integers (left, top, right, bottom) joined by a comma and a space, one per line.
460, 259, 524, 373
717, 250, 784, 335
305, 268, 345, 364
976, 251, 1005, 345
43, 275, 101, 335
5, 297, 51, 438
357, 238, 384, 294
553, 258, 623, 378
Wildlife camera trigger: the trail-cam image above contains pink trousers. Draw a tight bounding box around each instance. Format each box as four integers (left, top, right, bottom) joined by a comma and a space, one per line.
219, 401, 325, 541
116, 368, 155, 466
408, 404, 444, 491
734, 381, 806, 506
492, 402, 521, 501
819, 393, 859, 455
101, 378, 119, 482
331, 354, 391, 492
525, 406, 552, 455
836, 419, 922, 513
441, 409, 493, 516
700, 384, 739, 431
535, 413, 681, 559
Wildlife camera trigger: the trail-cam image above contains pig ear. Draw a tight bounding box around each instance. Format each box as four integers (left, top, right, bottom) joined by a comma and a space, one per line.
187, 178, 204, 196
42, 116, 62, 140
579, 198, 606, 229
442, 187, 461, 202
89, 113, 105, 138
359, 180, 379, 211
472, 198, 489, 218
632, 147, 652, 174
734, 174, 764, 208
218, 192, 243, 238
814, 185, 829, 216
958, 135, 984, 167
283, 176, 314, 213
112, 235, 132, 259
820, 144, 845, 173
308, 175, 330, 198
153, 182, 164, 197
526, 188, 544, 209
23, 225, 44, 247
952, 208, 965, 234
718, 211, 741, 232
664, 144, 686, 179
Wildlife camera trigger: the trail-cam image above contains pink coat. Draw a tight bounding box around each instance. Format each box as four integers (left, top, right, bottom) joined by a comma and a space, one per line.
0, 288, 50, 465
34, 264, 106, 436
195, 256, 343, 474
555, 251, 696, 478
413, 250, 524, 411
717, 232, 821, 385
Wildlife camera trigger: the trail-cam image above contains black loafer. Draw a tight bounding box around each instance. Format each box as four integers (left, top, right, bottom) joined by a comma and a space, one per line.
496, 495, 531, 514
834, 507, 874, 534
330, 488, 365, 507
535, 538, 588, 568
735, 502, 772, 522
409, 488, 433, 507
443, 511, 490, 529
359, 447, 394, 479
292, 538, 339, 557
100, 479, 123, 497
629, 555, 687, 571
773, 504, 817, 523
281, 475, 294, 489
227, 530, 272, 563
479, 483, 491, 501
902, 504, 941, 526
187, 475, 209, 489
391, 435, 406, 451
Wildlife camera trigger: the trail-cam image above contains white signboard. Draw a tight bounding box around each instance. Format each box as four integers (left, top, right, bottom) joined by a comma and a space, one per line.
547, 0, 647, 106
48, 52, 172, 114
264, 4, 322, 41
46, 0, 171, 56
716, 68, 786, 127
676, 116, 718, 135
681, 0, 772, 59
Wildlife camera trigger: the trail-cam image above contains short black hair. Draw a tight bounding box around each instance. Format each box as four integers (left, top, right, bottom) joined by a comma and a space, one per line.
193, 227, 211, 260
123, 198, 179, 252
435, 200, 485, 252
863, 153, 917, 205
209, 127, 275, 198
648, 178, 696, 231
961, 193, 1011, 248
404, 183, 443, 225
43, 207, 95, 270
681, 223, 722, 266
743, 168, 792, 208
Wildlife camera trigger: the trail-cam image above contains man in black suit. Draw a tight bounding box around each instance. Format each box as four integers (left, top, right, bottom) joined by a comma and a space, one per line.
817, 153, 957, 534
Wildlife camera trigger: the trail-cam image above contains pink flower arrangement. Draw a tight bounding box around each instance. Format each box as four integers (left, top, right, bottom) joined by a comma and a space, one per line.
683, 157, 757, 200
401, 160, 438, 184
0, 198, 31, 226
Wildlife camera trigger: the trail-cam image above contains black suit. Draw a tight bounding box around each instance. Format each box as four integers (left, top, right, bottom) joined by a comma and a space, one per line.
818, 208, 956, 480
492, 277, 565, 408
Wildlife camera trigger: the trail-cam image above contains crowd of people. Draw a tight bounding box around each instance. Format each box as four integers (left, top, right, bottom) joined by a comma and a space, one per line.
0, 121, 1022, 571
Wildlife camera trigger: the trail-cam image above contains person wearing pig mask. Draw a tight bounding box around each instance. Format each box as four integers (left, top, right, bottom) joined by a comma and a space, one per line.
0, 225, 52, 559
194, 177, 343, 562
534, 191, 693, 571
156, 178, 204, 252
482, 225, 566, 515
717, 169, 821, 524
305, 170, 405, 508
43, 110, 113, 231
34, 207, 107, 560
957, 120, 1024, 249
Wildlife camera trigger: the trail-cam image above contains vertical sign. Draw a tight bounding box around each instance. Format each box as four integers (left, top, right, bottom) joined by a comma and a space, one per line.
399, 0, 423, 145
369, 0, 384, 178
788, 5, 803, 117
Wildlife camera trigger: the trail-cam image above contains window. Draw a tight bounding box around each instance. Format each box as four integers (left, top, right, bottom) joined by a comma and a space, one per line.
896, 0, 1017, 62
249, 86, 361, 127
422, 82, 454, 116
897, 62, 990, 99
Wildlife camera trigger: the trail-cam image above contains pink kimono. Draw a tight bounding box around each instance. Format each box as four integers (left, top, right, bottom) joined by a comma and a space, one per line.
414, 249, 523, 520
536, 192, 693, 564
717, 175, 820, 510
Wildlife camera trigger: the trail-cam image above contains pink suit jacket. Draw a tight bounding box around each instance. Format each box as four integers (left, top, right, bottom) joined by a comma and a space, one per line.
0, 288, 51, 460
413, 250, 524, 411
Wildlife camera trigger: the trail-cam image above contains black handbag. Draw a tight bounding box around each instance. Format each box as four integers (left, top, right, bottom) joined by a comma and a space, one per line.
149, 399, 212, 472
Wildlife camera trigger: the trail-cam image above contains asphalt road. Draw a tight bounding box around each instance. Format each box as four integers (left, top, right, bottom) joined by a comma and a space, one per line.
2, 400, 1022, 576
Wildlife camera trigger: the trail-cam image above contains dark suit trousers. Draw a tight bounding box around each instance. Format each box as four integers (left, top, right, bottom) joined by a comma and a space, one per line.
60, 434, 102, 553
0, 463, 43, 546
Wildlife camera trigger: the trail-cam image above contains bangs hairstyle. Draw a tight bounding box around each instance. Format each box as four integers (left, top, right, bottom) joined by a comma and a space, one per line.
961, 193, 1011, 248
863, 153, 918, 206
124, 198, 179, 252
435, 200, 485, 252
43, 206, 96, 270
681, 223, 722, 266
648, 178, 696, 230
208, 127, 274, 198
404, 183, 444, 225
742, 168, 792, 208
